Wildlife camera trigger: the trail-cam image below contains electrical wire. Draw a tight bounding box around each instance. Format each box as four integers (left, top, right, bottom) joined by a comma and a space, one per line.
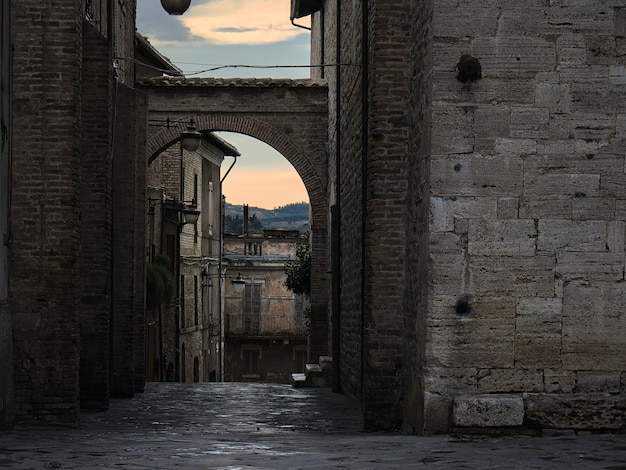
115, 56, 358, 77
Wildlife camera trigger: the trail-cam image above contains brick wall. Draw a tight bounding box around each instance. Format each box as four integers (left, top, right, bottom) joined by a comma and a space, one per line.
0, 0, 13, 430
111, 84, 145, 397
10, 0, 84, 424
79, 22, 114, 410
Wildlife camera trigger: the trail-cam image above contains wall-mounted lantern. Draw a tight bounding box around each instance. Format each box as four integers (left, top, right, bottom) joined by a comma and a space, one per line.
181, 205, 200, 225
231, 273, 246, 294
180, 119, 202, 151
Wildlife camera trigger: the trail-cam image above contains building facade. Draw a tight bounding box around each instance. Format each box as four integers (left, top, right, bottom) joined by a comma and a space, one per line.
1, 0, 146, 428
308, 0, 626, 433
222, 228, 308, 383
146, 133, 239, 383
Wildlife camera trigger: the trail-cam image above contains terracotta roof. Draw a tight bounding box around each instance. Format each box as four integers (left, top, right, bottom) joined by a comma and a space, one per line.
136, 76, 327, 88
135, 33, 183, 77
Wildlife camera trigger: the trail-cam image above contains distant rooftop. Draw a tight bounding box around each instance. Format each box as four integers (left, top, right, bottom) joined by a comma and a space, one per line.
136, 76, 327, 88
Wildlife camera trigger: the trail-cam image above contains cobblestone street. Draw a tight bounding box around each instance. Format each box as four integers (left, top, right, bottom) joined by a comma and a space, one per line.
1, 382, 626, 469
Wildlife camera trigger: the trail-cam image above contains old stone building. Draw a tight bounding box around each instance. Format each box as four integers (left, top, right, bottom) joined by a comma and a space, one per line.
1, 0, 146, 428
305, 0, 626, 433
2, 0, 625, 436
146, 132, 239, 383
222, 227, 308, 383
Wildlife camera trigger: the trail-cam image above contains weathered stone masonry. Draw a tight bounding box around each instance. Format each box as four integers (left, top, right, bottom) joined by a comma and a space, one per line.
313, 0, 626, 433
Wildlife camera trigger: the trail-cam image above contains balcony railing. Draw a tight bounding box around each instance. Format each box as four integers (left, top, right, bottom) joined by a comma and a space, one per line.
226, 313, 306, 337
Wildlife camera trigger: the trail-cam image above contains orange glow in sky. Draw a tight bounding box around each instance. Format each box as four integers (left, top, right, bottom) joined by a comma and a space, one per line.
222, 168, 308, 209
217, 132, 309, 209
185, 0, 310, 45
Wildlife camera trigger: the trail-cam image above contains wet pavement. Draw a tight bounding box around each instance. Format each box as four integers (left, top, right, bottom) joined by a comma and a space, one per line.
1, 382, 626, 469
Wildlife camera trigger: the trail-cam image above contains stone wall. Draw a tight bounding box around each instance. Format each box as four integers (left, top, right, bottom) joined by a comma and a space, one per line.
316, 0, 626, 433
427, 0, 626, 432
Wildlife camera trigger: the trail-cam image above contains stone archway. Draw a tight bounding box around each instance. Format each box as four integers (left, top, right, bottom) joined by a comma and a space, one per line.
141, 77, 330, 361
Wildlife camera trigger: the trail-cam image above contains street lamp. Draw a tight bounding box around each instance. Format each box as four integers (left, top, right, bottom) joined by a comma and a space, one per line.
231, 273, 246, 294
180, 119, 202, 152
161, 0, 192, 15
181, 205, 201, 225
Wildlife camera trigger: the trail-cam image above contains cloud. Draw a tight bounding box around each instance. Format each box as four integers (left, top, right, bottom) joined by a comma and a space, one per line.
184, 0, 309, 45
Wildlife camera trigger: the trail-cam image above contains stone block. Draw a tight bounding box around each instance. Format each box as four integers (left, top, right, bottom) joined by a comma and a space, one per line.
556, 33, 587, 66
494, 138, 537, 156
537, 220, 606, 253
514, 333, 561, 368
431, 106, 475, 155
511, 106, 551, 139
453, 394, 524, 427
556, 252, 624, 281
424, 367, 478, 395
428, 296, 516, 369
468, 219, 536, 256
431, 155, 523, 198
562, 280, 626, 370
523, 172, 600, 199
516, 297, 562, 334
478, 368, 545, 393
474, 106, 511, 139
544, 369, 576, 393
524, 394, 626, 429
607, 221, 625, 253
430, 253, 466, 295
470, 255, 556, 297
535, 82, 571, 113
473, 37, 556, 73
572, 197, 615, 221
520, 197, 572, 219
423, 393, 452, 434
496, 197, 519, 218
575, 371, 620, 394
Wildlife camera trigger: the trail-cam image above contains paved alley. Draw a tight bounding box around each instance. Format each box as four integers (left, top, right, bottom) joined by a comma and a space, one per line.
1, 382, 626, 469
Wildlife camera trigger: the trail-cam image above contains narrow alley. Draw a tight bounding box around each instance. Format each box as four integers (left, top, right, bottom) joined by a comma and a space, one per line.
1, 382, 625, 469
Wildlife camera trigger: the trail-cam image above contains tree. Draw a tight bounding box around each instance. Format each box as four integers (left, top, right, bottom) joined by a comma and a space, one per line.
284, 232, 311, 297
146, 254, 175, 312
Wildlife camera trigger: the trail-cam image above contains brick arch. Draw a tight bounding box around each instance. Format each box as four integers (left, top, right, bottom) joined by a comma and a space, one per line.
146, 114, 324, 202
146, 112, 330, 361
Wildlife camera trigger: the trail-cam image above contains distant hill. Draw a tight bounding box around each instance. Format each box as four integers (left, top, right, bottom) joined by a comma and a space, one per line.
224, 202, 310, 232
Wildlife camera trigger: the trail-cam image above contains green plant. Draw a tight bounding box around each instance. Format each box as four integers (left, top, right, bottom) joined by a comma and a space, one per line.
284, 232, 311, 297
146, 254, 175, 312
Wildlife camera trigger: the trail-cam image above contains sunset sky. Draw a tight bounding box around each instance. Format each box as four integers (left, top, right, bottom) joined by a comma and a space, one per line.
137, 0, 311, 209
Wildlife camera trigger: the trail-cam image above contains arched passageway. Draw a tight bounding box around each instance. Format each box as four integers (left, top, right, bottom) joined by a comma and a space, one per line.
140, 77, 330, 362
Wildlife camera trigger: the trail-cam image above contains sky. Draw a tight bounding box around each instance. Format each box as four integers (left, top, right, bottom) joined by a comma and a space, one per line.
137, 0, 312, 209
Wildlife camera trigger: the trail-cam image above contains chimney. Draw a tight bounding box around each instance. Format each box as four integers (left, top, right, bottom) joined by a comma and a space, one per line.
243, 204, 249, 235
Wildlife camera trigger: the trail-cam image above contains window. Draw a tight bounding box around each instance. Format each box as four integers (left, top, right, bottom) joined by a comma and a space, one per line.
243, 349, 259, 374
194, 275, 199, 326
84, 0, 106, 34
243, 284, 261, 334
180, 275, 185, 327
241, 345, 262, 375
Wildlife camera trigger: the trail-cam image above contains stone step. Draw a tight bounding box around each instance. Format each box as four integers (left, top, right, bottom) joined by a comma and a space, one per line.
291, 356, 334, 388
291, 373, 307, 388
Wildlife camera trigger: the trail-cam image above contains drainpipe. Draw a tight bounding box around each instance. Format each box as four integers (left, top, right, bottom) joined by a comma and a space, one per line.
332, 0, 342, 392
360, 0, 369, 412
218, 155, 238, 381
